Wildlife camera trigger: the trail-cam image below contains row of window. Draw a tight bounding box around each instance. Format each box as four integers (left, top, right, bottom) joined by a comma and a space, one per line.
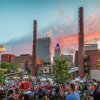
40, 68, 51, 73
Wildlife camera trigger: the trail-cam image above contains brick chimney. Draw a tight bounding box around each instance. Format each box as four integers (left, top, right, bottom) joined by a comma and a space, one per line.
78, 7, 85, 78
32, 20, 37, 76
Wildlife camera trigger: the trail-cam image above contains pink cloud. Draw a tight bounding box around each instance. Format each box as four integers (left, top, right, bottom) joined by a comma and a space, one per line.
5, 9, 100, 58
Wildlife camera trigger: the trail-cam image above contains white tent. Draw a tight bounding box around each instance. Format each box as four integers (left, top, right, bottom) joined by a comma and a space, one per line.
40, 78, 46, 81
75, 78, 80, 82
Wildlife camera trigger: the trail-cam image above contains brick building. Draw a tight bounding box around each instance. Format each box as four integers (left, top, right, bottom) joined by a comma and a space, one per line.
1, 54, 15, 63
14, 54, 43, 72
75, 50, 100, 78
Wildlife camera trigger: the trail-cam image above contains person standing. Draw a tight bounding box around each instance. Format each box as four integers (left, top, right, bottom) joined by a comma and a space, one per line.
66, 83, 80, 100
13, 88, 20, 100
92, 83, 100, 100
7, 89, 14, 100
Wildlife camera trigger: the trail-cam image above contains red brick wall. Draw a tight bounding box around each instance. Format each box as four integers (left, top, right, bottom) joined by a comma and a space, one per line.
75, 50, 100, 70
85, 50, 100, 70
1, 54, 15, 63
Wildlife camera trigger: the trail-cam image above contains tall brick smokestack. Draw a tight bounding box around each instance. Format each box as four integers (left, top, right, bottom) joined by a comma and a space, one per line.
78, 7, 84, 78
32, 20, 37, 76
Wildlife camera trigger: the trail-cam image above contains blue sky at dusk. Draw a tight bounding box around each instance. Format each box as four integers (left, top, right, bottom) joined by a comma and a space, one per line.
0, 0, 100, 44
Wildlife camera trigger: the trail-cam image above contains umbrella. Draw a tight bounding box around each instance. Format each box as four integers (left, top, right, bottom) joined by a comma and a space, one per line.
19, 81, 30, 90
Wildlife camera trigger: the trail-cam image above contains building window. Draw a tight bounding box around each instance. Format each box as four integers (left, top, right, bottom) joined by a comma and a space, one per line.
18, 64, 20, 67
97, 64, 100, 68
68, 60, 71, 62
40, 70, 43, 74
49, 68, 51, 73
85, 62, 88, 66
98, 59, 100, 64
97, 59, 100, 68
45, 68, 47, 72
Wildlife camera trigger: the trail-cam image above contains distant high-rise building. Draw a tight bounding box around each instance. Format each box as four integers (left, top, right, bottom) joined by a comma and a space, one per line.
1, 54, 15, 63
37, 37, 51, 64
54, 43, 61, 58
53, 43, 61, 62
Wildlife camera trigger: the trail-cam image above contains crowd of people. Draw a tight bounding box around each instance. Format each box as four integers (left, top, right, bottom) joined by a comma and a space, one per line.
0, 78, 100, 100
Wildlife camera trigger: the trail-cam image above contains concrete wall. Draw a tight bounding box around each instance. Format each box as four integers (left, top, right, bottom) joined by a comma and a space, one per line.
85, 42, 100, 50
62, 54, 73, 65
38, 65, 53, 74
90, 70, 100, 78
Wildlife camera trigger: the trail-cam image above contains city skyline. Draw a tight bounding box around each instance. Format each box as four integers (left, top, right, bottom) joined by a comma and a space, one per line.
0, 0, 100, 55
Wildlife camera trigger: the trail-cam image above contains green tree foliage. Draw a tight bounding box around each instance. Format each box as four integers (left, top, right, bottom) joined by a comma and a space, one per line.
0, 70, 5, 83
37, 78, 40, 82
28, 74, 32, 81
0, 62, 15, 74
53, 57, 71, 84
0, 62, 16, 82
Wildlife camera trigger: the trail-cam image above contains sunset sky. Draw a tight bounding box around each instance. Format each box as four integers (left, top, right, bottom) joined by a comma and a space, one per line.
0, 0, 100, 43
0, 0, 100, 55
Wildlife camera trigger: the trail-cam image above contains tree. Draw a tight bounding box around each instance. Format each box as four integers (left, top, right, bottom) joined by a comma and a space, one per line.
0, 62, 17, 81
0, 70, 5, 83
53, 57, 71, 84
28, 74, 32, 81
0, 62, 16, 74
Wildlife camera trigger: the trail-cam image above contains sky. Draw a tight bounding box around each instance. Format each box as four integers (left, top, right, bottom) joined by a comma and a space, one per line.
0, 0, 100, 55
0, 0, 100, 43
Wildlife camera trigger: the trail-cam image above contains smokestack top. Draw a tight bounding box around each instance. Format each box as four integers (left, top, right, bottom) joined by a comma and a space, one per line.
79, 7, 83, 12
34, 20, 37, 23
79, 7, 83, 9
